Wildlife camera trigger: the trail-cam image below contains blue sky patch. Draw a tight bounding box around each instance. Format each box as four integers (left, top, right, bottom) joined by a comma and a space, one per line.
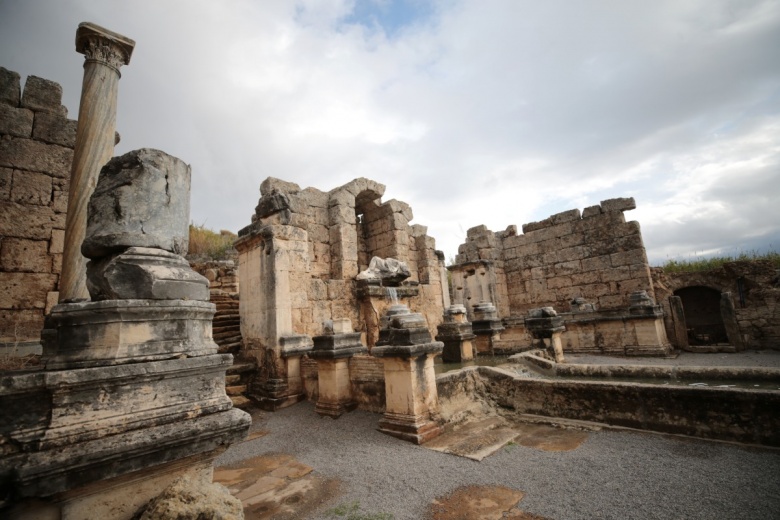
342, 0, 435, 37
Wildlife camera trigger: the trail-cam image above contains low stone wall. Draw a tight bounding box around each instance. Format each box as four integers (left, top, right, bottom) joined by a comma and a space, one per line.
349, 354, 385, 413
437, 366, 780, 446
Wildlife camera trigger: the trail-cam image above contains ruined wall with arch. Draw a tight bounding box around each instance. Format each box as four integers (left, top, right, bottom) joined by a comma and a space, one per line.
652, 260, 780, 350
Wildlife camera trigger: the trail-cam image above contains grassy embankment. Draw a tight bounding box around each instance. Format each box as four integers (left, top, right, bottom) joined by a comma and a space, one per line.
658, 250, 780, 274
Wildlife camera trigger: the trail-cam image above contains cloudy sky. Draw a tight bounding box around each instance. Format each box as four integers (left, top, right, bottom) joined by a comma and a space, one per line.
1, 0, 778, 264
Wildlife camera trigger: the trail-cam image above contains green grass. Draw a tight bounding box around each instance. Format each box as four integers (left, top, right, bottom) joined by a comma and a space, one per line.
658, 249, 780, 274
187, 223, 237, 261
325, 501, 394, 520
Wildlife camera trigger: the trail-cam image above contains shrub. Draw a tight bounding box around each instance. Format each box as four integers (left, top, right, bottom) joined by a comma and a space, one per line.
188, 223, 237, 261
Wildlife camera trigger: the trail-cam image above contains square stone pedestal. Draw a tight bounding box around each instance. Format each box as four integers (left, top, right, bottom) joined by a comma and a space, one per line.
372, 344, 443, 444
310, 326, 367, 418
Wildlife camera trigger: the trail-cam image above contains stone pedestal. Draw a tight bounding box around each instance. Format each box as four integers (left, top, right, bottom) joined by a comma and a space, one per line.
2, 146, 250, 518
310, 319, 367, 418
471, 301, 504, 355
525, 307, 566, 363
60, 23, 135, 302
372, 305, 443, 444
435, 304, 475, 363
254, 334, 312, 411
625, 291, 672, 356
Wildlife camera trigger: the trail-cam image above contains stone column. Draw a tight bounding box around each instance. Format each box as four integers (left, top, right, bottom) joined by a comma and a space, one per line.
59, 22, 134, 302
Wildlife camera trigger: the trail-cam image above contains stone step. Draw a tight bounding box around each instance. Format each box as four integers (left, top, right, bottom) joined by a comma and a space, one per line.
218, 339, 243, 350
214, 330, 243, 341
230, 395, 253, 410
214, 335, 241, 344
218, 344, 242, 356
226, 374, 241, 385
213, 324, 241, 334
226, 385, 248, 396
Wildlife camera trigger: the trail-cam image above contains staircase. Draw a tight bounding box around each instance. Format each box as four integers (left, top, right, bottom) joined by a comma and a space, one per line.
210, 293, 256, 410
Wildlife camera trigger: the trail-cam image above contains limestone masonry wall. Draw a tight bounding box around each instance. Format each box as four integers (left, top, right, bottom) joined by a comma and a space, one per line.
0, 67, 75, 345
451, 197, 653, 318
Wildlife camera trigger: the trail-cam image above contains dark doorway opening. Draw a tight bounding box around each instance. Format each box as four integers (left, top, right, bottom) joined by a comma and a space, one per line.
674, 286, 728, 345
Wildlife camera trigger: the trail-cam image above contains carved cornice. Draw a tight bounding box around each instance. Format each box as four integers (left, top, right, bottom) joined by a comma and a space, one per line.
75, 22, 135, 72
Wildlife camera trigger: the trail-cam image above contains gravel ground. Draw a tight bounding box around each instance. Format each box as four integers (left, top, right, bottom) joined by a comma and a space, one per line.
216, 401, 780, 520
566, 350, 780, 368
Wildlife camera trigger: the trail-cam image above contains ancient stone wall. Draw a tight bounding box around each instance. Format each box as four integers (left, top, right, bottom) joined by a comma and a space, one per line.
451, 197, 653, 318
236, 177, 447, 345
0, 68, 75, 346
652, 260, 780, 350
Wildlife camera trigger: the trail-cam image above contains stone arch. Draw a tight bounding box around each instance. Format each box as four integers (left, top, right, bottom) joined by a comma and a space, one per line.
673, 285, 728, 345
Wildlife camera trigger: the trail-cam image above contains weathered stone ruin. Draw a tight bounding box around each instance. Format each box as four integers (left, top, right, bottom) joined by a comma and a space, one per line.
449, 197, 672, 356
1, 23, 248, 519
1, 148, 249, 518
235, 176, 449, 412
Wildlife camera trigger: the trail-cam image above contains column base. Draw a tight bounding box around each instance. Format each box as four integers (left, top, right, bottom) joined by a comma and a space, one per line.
378, 412, 442, 444
315, 400, 357, 419
257, 393, 305, 411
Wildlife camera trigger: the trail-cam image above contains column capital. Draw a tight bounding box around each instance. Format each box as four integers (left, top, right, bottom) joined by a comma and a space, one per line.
76, 22, 135, 71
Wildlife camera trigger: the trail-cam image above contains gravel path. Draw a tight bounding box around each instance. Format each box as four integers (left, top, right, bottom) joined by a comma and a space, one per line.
216, 401, 780, 520
566, 350, 780, 368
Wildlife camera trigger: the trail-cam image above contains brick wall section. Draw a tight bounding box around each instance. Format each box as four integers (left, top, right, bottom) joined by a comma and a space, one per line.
453, 197, 654, 316
0, 68, 75, 344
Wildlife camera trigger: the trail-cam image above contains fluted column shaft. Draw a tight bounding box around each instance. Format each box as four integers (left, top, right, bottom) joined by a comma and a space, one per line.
59, 23, 134, 302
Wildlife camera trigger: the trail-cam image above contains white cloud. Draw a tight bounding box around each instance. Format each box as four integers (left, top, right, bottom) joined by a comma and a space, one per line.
1, 0, 778, 264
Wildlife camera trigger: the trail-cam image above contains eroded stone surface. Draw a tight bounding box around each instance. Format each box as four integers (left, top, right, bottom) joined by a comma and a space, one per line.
138, 475, 244, 520
214, 453, 341, 519
429, 485, 551, 520
82, 148, 191, 259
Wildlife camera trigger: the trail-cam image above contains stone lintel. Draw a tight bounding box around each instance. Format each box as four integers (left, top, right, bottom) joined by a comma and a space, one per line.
372, 341, 443, 359
76, 22, 135, 66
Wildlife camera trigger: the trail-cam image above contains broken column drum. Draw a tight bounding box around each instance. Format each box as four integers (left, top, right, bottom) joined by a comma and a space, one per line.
3, 148, 250, 518
372, 304, 443, 444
